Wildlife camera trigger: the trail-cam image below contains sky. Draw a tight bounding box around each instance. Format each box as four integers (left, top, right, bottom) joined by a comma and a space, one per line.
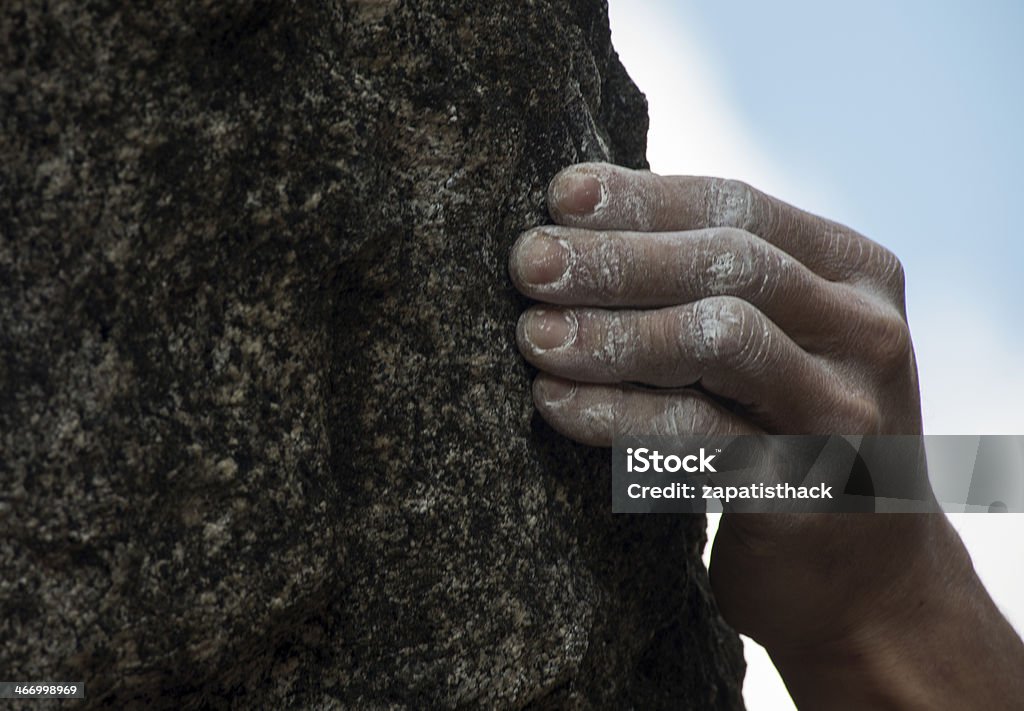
605, 1, 1024, 707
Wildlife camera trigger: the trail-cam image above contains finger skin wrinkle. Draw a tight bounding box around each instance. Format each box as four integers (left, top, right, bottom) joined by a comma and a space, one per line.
829, 234, 862, 281
832, 237, 907, 309
757, 251, 787, 304
864, 242, 907, 304
879, 250, 907, 304
650, 310, 694, 385
644, 174, 669, 231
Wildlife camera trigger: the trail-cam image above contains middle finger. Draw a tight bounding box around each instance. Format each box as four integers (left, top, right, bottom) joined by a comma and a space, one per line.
510, 225, 867, 347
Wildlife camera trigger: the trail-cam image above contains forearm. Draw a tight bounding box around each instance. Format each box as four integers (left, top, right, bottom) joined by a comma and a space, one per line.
768, 516, 1024, 709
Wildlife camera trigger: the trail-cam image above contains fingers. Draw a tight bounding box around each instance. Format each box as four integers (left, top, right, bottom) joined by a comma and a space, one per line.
547, 162, 903, 290
531, 374, 759, 447
510, 224, 864, 345
518, 298, 878, 433
522, 163, 912, 438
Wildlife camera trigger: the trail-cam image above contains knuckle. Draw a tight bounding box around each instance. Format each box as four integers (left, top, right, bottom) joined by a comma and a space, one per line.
707, 178, 759, 230
692, 296, 762, 367
703, 228, 772, 299
644, 392, 722, 437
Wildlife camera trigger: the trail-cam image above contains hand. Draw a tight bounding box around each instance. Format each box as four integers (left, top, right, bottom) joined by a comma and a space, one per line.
511, 163, 919, 442
510, 163, 1024, 709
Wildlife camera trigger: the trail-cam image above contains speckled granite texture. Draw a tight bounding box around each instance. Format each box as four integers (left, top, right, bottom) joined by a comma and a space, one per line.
1, 1, 745, 707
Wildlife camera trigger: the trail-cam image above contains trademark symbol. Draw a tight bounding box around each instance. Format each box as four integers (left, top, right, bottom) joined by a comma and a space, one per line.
716, 449, 722, 453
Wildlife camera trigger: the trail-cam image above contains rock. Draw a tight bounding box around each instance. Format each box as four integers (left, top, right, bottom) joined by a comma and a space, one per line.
0, 0, 745, 707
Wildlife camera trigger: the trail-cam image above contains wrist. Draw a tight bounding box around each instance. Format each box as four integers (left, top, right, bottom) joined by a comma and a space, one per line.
765, 515, 1024, 709
770, 636, 929, 710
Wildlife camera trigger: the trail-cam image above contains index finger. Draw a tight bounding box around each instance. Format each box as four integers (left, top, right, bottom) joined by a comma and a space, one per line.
547, 162, 880, 282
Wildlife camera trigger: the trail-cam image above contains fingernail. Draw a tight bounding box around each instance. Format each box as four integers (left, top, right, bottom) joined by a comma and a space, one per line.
553, 171, 604, 216
516, 232, 569, 285
525, 309, 577, 350
537, 376, 576, 405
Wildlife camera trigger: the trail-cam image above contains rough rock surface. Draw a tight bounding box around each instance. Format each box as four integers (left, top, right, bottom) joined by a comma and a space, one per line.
1, 1, 745, 707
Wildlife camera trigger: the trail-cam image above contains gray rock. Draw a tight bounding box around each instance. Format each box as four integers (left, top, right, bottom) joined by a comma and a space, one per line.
0, 0, 745, 707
